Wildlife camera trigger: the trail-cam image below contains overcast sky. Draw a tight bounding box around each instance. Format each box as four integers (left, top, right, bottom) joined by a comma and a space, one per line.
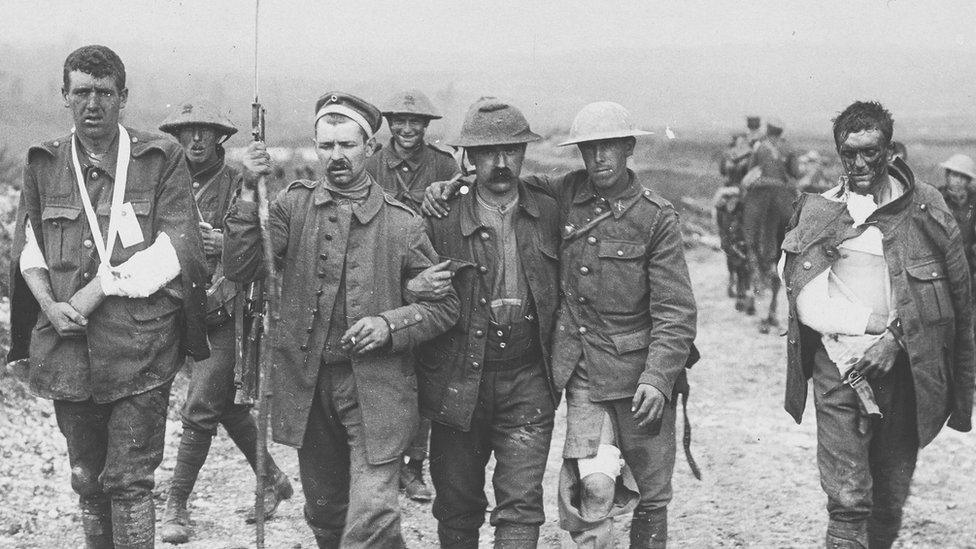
6, 0, 976, 74
3, 1, 976, 140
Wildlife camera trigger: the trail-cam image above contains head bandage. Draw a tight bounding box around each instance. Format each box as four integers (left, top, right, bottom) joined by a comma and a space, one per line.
314, 104, 374, 139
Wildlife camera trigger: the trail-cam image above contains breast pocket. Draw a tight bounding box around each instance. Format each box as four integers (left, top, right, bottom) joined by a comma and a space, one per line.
906, 259, 953, 323
40, 204, 83, 271
595, 240, 646, 310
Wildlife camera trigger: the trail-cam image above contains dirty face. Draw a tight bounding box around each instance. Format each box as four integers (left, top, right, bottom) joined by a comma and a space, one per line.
578, 137, 634, 193
837, 129, 888, 195
314, 117, 374, 187
176, 125, 220, 169
388, 114, 429, 151
63, 70, 127, 144
467, 143, 525, 196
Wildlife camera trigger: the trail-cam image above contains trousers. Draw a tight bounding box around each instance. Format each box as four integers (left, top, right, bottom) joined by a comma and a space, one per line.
298, 362, 404, 549
180, 321, 252, 433
811, 344, 918, 548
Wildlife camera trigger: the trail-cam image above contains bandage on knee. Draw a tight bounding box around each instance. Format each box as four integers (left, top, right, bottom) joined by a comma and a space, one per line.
577, 444, 624, 479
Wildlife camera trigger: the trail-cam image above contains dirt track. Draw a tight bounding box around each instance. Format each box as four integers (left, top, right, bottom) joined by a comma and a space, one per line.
3, 247, 976, 548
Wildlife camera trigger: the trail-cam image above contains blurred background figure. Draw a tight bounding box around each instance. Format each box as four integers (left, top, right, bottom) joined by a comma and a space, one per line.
746, 115, 764, 146
939, 153, 976, 273
888, 140, 908, 163
796, 150, 834, 193
713, 186, 753, 312
719, 132, 752, 188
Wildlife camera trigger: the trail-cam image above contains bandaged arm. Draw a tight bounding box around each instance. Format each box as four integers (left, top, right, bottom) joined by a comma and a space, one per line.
795, 269, 873, 335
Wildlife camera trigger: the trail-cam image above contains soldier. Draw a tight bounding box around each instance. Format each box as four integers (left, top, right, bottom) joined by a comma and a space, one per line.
222, 91, 459, 548
713, 186, 752, 312
8, 45, 209, 548
938, 153, 976, 273
366, 89, 460, 213
781, 101, 974, 548
365, 89, 460, 501
410, 98, 560, 548
742, 117, 800, 333
421, 101, 699, 548
745, 115, 764, 146
156, 99, 292, 543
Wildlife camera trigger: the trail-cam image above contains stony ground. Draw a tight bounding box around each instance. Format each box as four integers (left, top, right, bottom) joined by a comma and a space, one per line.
3, 248, 976, 548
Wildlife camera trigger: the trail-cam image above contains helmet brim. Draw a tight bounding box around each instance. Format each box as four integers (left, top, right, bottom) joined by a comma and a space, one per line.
159, 122, 238, 138
448, 129, 542, 148
381, 111, 442, 120
557, 129, 653, 147
940, 162, 976, 181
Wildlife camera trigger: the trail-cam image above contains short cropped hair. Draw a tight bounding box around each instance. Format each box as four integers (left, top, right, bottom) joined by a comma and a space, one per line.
832, 101, 893, 147
63, 45, 126, 92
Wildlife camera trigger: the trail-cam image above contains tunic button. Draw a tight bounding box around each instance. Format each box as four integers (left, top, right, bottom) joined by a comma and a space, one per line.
329, 216, 338, 222
479, 297, 488, 305
496, 330, 504, 337
586, 236, 597, 245
83, 272, 92, 279
579, 266, 590, 275
919, 203, 927, 211
52, 141, 59, 147
479, 265, 489, 274
475, 330, 485, 337
932, 271, 938, 277
83, 239, 93, 248
91, 171, 99, 180
578, 326, 588, 335
499, 342, 507, 349
306, 327, 313, 333
319, 253, 328, 260
402, 166, 409, 172
131, 136, 139, 143
300, 345, 309, 351
316, 289, 324, 296
414, 313, 423, 321
802, 261, 812, 270
480, 231, 490, 241
594, 207, 603, 214
616, 250, 624, 256
577, 296, 587, 304
472, 361, 481, 370
325, 234, 333, 240
192, 181, 200, 189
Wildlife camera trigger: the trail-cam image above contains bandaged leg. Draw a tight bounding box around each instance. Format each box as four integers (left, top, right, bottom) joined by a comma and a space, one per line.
577, 414, 623, 521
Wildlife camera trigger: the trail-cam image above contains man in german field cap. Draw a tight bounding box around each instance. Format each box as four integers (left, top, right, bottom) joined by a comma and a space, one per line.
157, 98, 292, 543
222, 91, 458, 548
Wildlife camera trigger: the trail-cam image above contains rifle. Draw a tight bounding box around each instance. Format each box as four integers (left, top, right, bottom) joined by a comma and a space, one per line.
231, 2, 277, 546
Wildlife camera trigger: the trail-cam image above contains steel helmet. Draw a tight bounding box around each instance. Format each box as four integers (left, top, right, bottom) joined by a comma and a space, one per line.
380, 89, 442, 120
449, 97, 541, 148
159, 98, 238, 138
557, 102, 652, 147
940, 153, 976, 181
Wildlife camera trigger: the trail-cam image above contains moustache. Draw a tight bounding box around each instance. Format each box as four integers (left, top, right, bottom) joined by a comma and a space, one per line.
328, 160, 352, 171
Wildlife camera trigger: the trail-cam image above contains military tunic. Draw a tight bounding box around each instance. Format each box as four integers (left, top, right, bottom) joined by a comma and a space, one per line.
365, 140, 459, 213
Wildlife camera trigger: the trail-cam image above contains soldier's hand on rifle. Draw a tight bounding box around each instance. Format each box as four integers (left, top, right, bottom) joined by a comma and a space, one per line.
340, 316, 391, 355
421, 176, 463, 218
242, 141, 273, 190
632, 383, 666, 428
406, 260, 453, 299
853, 331, 900, 379
199, 222, 224, 256
42, 301, 88, 336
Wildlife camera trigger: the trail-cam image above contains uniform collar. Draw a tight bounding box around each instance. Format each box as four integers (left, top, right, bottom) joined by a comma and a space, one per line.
312, 174, 385, 224
459, 179, 540, 236
383, 139, 427, 171
75, 131, 120, 176
573, 169, 642, 218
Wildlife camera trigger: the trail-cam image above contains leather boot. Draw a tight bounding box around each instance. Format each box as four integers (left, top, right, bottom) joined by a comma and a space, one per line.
245, 469, 295, 523
400, 458, 433, 502
160, 498, 191, 544
630, 507, 667, 549
494, 523, 539, 549
111, 496, 155, 549
80, 495, 113, 549
826, 520, 868, 549
161, 428, 212, 543
579, 473, 616, 521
